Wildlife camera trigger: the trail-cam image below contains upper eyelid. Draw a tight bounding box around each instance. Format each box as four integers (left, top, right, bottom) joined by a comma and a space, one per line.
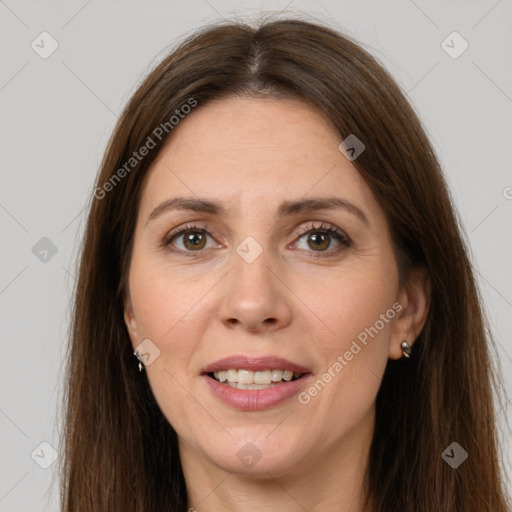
164, 221, 349, 246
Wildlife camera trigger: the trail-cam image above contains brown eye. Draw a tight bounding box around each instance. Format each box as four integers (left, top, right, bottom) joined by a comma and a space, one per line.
163, 222, 350, 258
306, 232, 332, 251
292, 223, 351, 257
180, 230, 207, 251
163, 223, 219, 254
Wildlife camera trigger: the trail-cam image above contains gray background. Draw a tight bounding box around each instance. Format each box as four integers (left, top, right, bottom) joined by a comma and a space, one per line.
1, 0, 511, 510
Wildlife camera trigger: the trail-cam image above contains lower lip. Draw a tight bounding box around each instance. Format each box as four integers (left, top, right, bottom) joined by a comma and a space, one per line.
203, 374, 311, 411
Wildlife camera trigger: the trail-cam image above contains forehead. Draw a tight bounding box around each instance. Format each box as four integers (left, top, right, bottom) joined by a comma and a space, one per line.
138, 96, 383, 228
156, 96, 347, 178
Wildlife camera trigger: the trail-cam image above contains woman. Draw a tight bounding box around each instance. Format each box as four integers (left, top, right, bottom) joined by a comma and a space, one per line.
60, 16, 511, 512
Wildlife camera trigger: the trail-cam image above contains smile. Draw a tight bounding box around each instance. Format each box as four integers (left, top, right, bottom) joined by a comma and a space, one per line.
202, 355, 312, 410
210, 369, 303, 389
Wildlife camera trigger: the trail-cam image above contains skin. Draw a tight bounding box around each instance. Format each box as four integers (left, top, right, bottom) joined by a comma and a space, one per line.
124, 96, 430, 512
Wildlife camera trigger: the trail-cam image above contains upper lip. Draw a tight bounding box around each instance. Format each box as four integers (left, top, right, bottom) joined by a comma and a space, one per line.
202, 355, 311, 374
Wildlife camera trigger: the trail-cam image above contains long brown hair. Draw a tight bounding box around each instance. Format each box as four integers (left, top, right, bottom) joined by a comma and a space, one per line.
60, 15, 511, 511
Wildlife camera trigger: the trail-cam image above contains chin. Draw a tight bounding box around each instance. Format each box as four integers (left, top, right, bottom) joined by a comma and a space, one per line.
203, 431, 307, 477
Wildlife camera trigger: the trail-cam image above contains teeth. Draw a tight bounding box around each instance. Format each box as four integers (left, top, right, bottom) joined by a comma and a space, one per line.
212, 368, 303, 385
282, 370, 293, 381
238, 369, 253, 384
254, 370, 271, 384
230, 382, 272, 390
271, 369, 283, 382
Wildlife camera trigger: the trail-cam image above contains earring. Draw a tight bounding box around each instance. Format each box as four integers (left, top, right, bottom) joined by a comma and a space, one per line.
401, 341, 412, 358
133, 350, 144, 372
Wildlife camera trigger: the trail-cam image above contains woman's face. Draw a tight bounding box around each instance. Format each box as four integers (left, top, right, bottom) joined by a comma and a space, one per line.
124, 96, 421, 479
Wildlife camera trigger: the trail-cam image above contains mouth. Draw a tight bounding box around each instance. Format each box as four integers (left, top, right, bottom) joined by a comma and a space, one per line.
207, 368, 306, 390
201, 355, 312, 410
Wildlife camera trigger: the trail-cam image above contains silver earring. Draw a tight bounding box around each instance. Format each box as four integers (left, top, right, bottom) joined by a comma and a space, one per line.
401, 341, 411, 358
133, 350, 144, 372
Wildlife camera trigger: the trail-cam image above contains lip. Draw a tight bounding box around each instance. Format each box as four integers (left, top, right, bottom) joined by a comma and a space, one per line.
202, 355, 311, 374
201, 355, 312, 411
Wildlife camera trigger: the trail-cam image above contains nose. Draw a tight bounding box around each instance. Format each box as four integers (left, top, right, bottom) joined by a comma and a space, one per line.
217, 246, 292, 334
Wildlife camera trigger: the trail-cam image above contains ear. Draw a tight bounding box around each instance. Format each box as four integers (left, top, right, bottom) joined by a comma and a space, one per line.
123, 292, 139, 350
389, 266, 430, 360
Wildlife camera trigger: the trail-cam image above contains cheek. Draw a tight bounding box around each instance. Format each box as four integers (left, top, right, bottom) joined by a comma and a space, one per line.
297, 270, 397, 410
129, 252, 208, 340
129, 261, 212, 432
128, 258, 211, 406
296, 266, 398, 347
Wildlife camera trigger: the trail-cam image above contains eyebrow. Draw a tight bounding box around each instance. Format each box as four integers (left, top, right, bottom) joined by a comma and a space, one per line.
146, 196, 370, 227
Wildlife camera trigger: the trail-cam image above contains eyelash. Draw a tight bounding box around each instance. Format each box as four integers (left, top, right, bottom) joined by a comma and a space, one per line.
162, 222, 351, 259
